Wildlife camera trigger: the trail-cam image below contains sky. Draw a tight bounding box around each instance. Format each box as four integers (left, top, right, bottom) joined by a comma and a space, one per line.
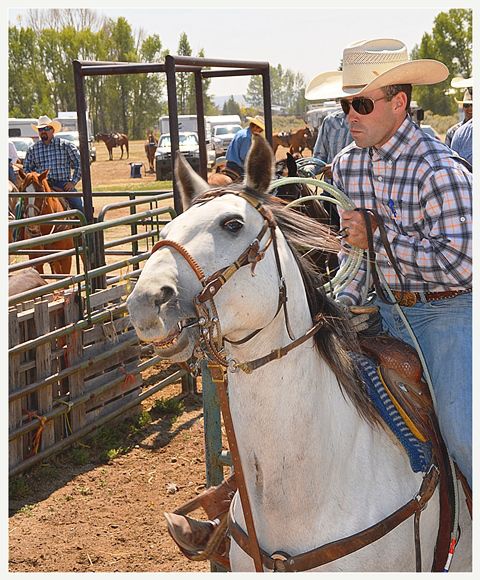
6, 1, 472, 98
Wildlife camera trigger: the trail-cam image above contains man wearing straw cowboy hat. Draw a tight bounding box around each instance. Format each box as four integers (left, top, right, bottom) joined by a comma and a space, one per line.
311, 38, 471, 489
449, 84, 473, 166
445, 77, 473, 147
225, 115, 265, 180
23, 115, 83, 211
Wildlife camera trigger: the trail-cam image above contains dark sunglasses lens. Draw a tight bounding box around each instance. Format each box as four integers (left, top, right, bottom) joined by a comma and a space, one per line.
353, 98, 375, 115
39, 126, 53, 131
340, 100, 350, 115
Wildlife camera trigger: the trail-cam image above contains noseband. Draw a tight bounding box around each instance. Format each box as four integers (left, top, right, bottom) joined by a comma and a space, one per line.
150, 188, 324, 373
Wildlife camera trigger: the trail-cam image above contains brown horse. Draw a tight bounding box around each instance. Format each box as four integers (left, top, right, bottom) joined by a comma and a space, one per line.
96, 132, 129, 160
144, 132, 157, 173
289, 126, 313, 157
272, 131, 291, 154
11, 169, 74, 275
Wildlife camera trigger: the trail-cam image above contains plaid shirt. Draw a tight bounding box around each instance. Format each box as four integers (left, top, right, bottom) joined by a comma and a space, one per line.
333, 116, 472, 305
23, 136, 81, 184
313, 110, 353, 163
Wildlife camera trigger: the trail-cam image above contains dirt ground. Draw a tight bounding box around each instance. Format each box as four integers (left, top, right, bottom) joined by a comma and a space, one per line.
9, 377, 218, 573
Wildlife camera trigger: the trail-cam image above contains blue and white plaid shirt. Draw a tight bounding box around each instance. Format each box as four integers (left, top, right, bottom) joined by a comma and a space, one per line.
313, 110, 353, 164
23, 136, 81, 184
333, 116, 472, 305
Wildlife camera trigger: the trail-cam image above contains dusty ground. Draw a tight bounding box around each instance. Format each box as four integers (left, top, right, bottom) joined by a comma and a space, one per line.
9, 376, 218, 573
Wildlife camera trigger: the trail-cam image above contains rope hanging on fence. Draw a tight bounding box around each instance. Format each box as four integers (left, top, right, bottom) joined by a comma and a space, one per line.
22, 409, 48, 456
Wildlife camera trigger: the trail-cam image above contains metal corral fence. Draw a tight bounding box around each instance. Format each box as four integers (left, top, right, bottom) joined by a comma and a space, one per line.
8, 191, 227, 481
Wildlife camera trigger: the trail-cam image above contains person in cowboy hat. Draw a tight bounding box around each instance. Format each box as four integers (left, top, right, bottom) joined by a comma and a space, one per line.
322, 39, 471, 490
225, 115, 265, 179
23, 115, 83, 211
445, 79, 473, 147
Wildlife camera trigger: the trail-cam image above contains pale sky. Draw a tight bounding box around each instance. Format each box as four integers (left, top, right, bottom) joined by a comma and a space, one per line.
7, 1, 473, 97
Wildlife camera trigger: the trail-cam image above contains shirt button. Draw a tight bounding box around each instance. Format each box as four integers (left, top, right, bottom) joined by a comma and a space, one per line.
388, 160, 393, 166
377, 176, 383, 182
460, 216, 466, 222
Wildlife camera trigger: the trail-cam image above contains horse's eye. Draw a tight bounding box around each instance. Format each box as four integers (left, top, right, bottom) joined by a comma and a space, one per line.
221, 218, 244, 233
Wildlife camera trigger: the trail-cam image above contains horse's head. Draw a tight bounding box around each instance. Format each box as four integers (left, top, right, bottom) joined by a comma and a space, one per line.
17, 169, 51, 193
127, 135, 292, 362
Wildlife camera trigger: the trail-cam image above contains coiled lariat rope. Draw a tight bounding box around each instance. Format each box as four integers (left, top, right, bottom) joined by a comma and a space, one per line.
268, 174, 369, 300
269, 168, 461, 567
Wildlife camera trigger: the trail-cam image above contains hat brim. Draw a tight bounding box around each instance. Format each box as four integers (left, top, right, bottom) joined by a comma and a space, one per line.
451, 76, 473, 89
306, 60, 448, 100
246, 117, 265, 131
32, 119, 62, 133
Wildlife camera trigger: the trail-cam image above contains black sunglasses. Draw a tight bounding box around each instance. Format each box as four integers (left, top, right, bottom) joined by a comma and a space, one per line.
340, 96, 388, 116
38, 126, 54, 132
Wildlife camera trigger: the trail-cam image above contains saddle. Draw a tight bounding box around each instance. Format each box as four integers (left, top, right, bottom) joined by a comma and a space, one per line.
359, 333, 471, 571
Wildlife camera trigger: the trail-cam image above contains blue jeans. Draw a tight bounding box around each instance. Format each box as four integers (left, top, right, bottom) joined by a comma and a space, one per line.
49, 180, 84, 212
8, 159, 16, 183
375, 293, 472, 486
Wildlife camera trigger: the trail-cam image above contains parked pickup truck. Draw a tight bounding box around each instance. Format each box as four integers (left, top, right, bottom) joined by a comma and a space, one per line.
212, 124, 243, 156
155, 132, 215, 180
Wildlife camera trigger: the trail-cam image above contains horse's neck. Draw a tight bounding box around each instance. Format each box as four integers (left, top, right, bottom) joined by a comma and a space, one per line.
225, 241, 422, 547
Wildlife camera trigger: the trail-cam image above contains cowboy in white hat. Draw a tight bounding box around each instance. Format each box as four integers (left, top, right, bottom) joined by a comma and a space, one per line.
326, 39, 471, 494
23, 115, 83, 211
225, 115, 264, 179
445, 86, 473, 147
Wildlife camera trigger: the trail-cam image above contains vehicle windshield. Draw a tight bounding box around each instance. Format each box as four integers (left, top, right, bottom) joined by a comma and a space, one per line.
57, 133, 78, 142
160, 134, 199, 147
12, 140, 32, 152
215, 125, 242, 136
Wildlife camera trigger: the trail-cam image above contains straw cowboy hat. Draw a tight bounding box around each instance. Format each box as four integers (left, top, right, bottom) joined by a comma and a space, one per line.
31, 115, 62, 133
305, 38, 449, 101
456, 88, 473, 105
451, 76, 473, 89
246, 115, 265, 131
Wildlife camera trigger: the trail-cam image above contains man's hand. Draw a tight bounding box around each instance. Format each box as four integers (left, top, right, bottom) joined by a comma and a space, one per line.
322, 163, 333, 180
336, 295, 381, 335
63, 181, 75, 192
340, 209, 377, 249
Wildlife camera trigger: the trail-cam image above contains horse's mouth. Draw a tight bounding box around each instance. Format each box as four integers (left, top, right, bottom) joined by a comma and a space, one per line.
152, 326, 182, 350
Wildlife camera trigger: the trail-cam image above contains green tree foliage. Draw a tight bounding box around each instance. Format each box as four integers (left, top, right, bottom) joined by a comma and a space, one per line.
8, 12, 215, 139
245, 65, 305, 114
177, 32, 192, 115
411, 8, 472, 115
222, 96, 242, 116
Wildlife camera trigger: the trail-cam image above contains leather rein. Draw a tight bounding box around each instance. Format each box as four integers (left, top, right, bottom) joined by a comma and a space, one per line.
150, 189, 439, 572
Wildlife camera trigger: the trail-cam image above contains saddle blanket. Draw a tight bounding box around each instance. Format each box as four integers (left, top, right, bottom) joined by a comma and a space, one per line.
351, 352, 432, 473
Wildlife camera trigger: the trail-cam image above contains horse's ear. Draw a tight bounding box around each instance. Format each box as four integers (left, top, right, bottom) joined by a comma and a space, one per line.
39, 169, 49, 182
286, 153, 298, 177
175, 152, 210, 209
244, 135, 274, 194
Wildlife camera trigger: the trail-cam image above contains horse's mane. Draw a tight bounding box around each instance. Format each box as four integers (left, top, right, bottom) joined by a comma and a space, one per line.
195, 184, 381, 427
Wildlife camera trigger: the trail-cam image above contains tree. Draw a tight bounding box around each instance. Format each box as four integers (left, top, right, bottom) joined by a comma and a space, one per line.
222, 96, 241, 116
177, 32, 192, 115
245, 65, 306, 114
411, 8, 472, 115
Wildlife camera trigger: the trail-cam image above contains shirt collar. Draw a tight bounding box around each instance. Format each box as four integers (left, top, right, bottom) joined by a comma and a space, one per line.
369, 116, 416, 163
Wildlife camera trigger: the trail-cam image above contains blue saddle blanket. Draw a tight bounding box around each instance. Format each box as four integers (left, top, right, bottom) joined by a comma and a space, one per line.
351, 352, 432, 473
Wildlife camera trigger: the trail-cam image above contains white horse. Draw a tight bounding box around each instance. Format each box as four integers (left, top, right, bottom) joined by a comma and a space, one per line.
126, 136, 471, 572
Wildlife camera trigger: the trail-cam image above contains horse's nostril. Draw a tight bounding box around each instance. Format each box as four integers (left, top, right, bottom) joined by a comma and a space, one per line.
154, 286, 175, 309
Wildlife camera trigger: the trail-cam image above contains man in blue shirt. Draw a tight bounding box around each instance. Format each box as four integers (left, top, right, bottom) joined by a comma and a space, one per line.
450, 118, 472, 166
225, 116, 264, 178
445, 86, 473, 147
24, 115, 83, 211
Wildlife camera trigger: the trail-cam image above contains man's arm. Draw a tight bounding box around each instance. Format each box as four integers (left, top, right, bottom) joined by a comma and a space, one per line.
66, 143, 82, 185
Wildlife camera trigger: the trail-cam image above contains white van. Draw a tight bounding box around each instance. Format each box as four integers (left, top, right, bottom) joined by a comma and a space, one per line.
8, 118, 39, 140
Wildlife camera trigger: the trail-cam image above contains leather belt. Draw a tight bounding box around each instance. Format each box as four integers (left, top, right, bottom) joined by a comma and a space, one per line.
392, 289, 471, 307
